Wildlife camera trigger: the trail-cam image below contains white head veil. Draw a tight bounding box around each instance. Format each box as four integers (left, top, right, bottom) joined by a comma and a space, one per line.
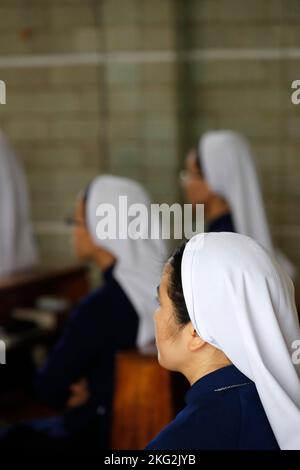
199, 131, 296, 279
0, 130, 38, 276
86, 175, 168, 348
182, 232, 300, 450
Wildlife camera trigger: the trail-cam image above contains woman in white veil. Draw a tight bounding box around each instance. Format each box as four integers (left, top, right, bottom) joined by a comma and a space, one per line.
147, 232, 300, 450
181, 131, 296, 279
0, 130, 38, 276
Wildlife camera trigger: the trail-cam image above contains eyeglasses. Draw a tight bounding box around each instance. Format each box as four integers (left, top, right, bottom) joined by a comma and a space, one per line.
179, 170, 202, 184
64, 216, 85, 227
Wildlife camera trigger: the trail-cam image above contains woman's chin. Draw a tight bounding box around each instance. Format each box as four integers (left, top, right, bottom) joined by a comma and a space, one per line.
157, 353, 172, 371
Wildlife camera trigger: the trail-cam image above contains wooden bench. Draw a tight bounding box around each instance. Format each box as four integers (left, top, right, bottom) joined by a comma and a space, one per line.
0, 264, 90, 423
111, 349, 188, 450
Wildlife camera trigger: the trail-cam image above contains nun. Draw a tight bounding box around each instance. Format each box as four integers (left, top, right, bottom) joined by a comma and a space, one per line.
28, 175, 167, 448
0, 130, 38, 276
146, 232, 300, 450
180, 131, 295, 278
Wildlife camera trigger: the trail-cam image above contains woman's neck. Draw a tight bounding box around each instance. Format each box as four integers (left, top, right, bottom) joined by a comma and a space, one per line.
93, 251, 116, 272
188, 362, 231, 386
205, 195, 231, 225
184, 351, 232, 386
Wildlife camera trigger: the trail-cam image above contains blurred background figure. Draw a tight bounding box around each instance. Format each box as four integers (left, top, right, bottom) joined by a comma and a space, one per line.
1, 175, 167, 449
181, 131, 296, 279
0, 130, 38, 277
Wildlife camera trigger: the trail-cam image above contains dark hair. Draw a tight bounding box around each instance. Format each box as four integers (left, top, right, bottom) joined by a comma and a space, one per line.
195, 147, 203, 175
167, 242, 190, 327
81, 183, 91, 224
82, 183, 91, 206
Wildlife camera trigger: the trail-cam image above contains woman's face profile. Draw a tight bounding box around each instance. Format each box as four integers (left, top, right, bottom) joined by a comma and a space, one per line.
182, 148, 212, 205
72, 197, 95, 260
154, 265, 190, 372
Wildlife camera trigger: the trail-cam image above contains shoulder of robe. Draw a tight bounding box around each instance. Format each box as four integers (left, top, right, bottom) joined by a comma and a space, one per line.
69, 281, 117, 324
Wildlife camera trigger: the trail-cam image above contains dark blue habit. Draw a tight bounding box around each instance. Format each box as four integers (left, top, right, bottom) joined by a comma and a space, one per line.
146, 365, 279, 450
33, 264, 139, 447
207, 212, 235, 233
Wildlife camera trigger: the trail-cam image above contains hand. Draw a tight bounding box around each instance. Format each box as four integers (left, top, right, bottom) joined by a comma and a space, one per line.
67, 378, 90, 409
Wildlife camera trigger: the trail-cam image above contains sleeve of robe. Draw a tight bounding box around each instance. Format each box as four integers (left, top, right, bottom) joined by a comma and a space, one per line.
35, 288, 111, 410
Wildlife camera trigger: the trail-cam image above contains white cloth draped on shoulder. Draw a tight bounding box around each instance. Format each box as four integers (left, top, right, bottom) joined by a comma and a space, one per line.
199, 131, 296, 279
0, 130, 38, 277
181, 232, 300, 450
86, 175, 168, 349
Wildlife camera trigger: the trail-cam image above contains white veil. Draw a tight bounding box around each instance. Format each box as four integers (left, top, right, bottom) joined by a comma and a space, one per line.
86, 175, 168, 348
182, 232, 300, 450
0, 130, 38, 276
199, 131, 296, 279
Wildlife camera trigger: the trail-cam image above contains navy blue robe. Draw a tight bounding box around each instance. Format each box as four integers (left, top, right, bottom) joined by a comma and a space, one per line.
146, 365, 279, 450
33, 265, 139, 447
207, 212, 235, 233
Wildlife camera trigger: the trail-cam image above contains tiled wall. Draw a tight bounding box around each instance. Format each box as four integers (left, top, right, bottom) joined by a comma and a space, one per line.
0, 0, 300, 275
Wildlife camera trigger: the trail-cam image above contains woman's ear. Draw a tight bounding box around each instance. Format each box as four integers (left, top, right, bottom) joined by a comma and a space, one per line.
185, 323, 206, 352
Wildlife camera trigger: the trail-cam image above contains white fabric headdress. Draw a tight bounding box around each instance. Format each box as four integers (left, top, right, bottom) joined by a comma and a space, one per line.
0, 130, 38, 276
199, 131, 296, 279
182, 232, 300, 450
86, 175, 168, 348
